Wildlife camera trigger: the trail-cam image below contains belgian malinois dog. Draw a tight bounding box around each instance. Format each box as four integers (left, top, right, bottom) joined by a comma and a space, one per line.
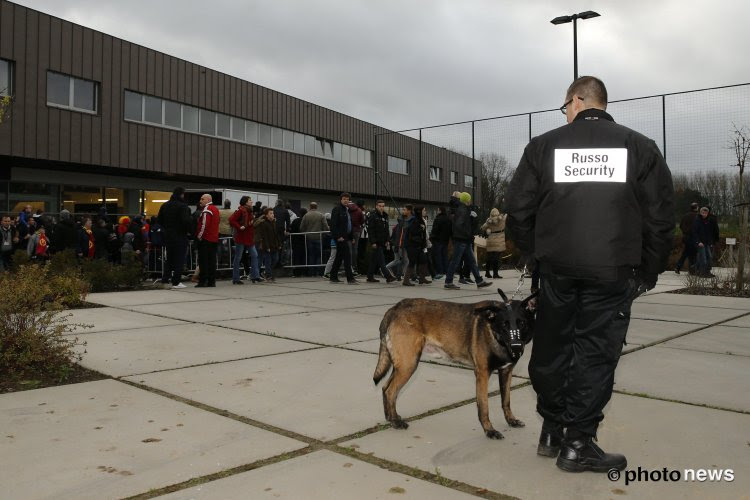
373, 289, 536, 439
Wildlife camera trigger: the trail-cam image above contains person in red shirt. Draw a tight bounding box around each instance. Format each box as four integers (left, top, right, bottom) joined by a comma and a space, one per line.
229, 195, 261, 284
195, 193, 220, 287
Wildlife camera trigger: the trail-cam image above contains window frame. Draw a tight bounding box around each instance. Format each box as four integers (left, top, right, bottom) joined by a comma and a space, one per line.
387, 155, 410, 176
464, 174, 475, 188
450, 171, 458, 185
429, 165, 442, 182
0, 58, 12, 97
46, 70, 98, 115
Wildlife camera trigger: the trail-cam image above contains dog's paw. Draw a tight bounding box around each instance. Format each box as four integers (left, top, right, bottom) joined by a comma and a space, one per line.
391, 419, 409, 430
507, 418, 525, 428
485, 429, 504, 439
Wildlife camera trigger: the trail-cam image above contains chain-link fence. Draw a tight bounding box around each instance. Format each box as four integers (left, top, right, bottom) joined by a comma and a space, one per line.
376, 83, 750, 219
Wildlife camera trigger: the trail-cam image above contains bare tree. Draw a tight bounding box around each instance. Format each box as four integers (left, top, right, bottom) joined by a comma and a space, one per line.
0, 91, 11, 124
730, 124, 749, 291
479, 152, 514, 219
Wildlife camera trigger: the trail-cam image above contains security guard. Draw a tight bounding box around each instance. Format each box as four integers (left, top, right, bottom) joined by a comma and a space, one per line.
505, 77, 674, 473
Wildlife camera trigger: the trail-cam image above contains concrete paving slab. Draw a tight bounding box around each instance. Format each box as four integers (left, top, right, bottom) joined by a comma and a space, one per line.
356, 284, 503, 301
638, 292, 750, 310
125, 299, 317, 322
255, 291, 397, 311
61, 307, 188, 335
631, 301, 744, 324
125, 348, 490, 441
178, 281, 319, 299
272, 279, 385, 292
86, 289, 220, 307
76, 324, 317, 377
623, 318, 702, 347
0, 380, 305, 500
616, 346, 750, 411
157, 449, 475, 500
343, 386, 750, 500
722, 314, 750, 328
659, 325, 750, 357
355, 304, 398, 317
212, 310, 382, 345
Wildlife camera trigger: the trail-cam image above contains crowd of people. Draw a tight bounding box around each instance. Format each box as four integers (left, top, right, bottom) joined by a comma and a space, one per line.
153, 187, 506, 289
0, 204, 160, 272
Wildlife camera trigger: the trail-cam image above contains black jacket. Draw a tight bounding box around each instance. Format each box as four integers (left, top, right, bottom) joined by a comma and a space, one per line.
406, 215, 428, 249
692, 216, 715, 246
158, 195, 192, 242
505, 108, 674, 280
330, 203, 352, 241
367, 210, 390, 246
451, 204, 474, 243
679, 211, 698, 236
93, 226, 110, 259
51, 219, 77, 253
430, 212, 452, 244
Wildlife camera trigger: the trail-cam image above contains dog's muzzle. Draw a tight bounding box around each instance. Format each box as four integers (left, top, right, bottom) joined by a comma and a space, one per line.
509, 327, 524, 361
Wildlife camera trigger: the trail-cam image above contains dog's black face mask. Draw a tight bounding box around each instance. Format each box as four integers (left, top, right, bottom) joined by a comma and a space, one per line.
476, 289, 537, 362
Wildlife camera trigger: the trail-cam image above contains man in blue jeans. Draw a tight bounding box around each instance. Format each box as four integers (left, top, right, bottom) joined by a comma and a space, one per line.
444, 192, 492, 290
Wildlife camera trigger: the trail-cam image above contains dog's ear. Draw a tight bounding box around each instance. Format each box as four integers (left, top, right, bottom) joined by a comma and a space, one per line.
497, 289, 509, 303
474, 300, 501, 320
521, 290, 538, 313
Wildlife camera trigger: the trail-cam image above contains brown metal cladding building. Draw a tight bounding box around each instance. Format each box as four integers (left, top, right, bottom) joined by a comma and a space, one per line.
0, 0, 478, 216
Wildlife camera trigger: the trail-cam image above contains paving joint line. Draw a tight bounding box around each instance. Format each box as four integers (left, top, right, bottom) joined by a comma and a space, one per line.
657, 345, 750, 358
612, 388, 750, 415
119, 345, 328, 378
623, 310, 750, 356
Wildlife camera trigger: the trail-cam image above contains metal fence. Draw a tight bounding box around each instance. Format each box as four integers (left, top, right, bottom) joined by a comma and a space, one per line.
375, 83, 750, 215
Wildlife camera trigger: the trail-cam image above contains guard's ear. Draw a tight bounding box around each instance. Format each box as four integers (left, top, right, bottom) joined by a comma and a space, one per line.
497, 289, 509, 303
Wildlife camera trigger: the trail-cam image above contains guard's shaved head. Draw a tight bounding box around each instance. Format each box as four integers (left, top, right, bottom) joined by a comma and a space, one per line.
566, 76, 608, 109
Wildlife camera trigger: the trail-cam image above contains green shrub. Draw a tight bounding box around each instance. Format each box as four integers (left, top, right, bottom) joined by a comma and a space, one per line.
10, 249, 31, 270
80, 254, 143, 292
0, 265, 89, 384
47, 249, 80, 276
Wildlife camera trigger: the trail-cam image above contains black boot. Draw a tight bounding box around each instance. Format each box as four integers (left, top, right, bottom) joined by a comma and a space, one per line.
418, 264, 432, 284
402, 268, 415, 286
556, 432, 627, 473
537, 422, 564, 458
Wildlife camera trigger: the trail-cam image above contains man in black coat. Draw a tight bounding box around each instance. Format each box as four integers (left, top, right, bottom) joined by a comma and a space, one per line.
443, 192, 492, 290
157, 187, 193, 288
328, 192, 357, 284
366, 200, 396, 283
506, 76, 674, 473
675, 202, 699, 273
51, 210, 77, 254
430, 206, 451, 277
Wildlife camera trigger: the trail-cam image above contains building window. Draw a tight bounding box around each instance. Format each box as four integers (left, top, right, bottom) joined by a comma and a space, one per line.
46, 71, 98, 113
143, 95, 163, 124
120, 89, 374, 169
450, 171, 458, 185
164, 100, 182, 128
464, 175, 475, 188
200, 109, 216, 135
217, 114, 231, 139
183, 106, 199, 132
387, 156, 410, 175
0, 59, 11, 96
123, 90, 142, 121
429, 166, 442, 182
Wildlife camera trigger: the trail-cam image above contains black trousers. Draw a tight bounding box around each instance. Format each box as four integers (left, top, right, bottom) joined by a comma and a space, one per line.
529, 273, 634, 436
406, 246, 427, 272
675, 235, 695, 271
368, 244, 390, 279
163, 238, 188, 285
197, 240, 218, 285
330, 239, 354, 281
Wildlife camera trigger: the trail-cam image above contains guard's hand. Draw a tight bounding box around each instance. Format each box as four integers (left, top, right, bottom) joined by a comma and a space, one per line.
470, 211, 477, 218
632, 270, 657, 300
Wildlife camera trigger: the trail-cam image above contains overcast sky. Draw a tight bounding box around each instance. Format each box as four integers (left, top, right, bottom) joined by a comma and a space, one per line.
13, 0, 750, 172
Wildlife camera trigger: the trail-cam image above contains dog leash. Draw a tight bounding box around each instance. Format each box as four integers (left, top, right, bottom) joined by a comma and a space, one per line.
510, 264, 528, 301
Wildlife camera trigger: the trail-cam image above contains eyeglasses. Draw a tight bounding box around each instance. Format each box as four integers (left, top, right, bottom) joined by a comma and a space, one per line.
559, 96, 584, 115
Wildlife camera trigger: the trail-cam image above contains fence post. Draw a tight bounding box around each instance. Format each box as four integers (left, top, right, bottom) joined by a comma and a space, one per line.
373, 127, 378, 202
419, 128, 423, 202
661, 95, 667, 160
471, 121, 476, 201
528, 113, 532, 141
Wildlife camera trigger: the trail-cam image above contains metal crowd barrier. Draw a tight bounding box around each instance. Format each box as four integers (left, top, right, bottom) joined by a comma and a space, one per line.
146, 231, 331, 279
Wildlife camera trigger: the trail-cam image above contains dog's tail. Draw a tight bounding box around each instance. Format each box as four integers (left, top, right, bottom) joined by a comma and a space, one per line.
373, 307, 396, 385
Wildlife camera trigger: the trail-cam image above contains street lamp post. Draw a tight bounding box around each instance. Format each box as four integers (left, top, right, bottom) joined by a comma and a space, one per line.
551, 11, 600, 80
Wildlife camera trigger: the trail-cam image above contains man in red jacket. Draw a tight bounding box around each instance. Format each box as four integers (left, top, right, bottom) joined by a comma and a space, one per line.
195, 193, 220, 287
229, 195, 261, 284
